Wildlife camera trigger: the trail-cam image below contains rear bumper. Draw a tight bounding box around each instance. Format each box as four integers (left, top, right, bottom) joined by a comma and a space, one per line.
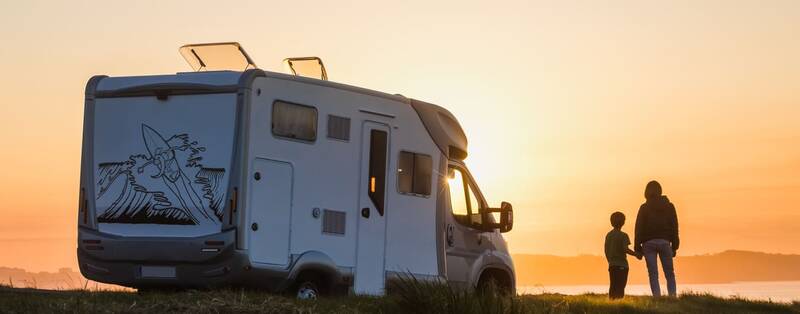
77, 228, 288, 290
78, 247, 255, 289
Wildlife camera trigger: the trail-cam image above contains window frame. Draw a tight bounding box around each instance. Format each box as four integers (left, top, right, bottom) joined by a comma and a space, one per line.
447, 166, 471, 223
270, 99, 319, 144
326, 114, 351, 142
396, 150, 433, 198
446, 163, 488, 228
367, 129, 389, 216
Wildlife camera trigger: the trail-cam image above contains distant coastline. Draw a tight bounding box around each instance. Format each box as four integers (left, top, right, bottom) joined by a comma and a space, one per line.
514, 250, 800, 286
0, 267, 121, 291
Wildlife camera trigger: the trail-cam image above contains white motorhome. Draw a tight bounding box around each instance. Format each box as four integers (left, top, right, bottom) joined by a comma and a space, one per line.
77, 43, 515, 297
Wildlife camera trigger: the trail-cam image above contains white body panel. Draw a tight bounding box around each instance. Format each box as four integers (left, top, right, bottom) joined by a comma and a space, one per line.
248, 158, 293, 266
244, 76, 442, 286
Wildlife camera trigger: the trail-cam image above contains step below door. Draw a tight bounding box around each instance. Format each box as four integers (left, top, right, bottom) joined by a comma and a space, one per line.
249, 158, 293, 266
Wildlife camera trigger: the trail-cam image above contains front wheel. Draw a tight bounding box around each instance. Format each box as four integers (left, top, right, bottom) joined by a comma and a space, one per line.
294, 278, 321, 300
477, 275, 512, 295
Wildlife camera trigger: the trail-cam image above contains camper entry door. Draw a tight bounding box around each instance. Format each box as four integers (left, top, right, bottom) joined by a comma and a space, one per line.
354, 121, 390, 295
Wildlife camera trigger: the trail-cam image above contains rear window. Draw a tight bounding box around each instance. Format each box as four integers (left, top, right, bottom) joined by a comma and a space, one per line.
272, 100, 317, 141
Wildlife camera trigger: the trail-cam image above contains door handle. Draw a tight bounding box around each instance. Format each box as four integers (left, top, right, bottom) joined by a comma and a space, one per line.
446, 224, 455, 247
478, 234, 489, 245
361, 207, 370, 218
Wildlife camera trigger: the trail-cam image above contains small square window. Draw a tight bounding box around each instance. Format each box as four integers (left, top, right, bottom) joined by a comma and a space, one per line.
327, 115, 350, 141
398, 151, 432, 196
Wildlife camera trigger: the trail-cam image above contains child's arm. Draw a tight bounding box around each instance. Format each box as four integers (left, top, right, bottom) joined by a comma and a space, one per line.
626, 246, 643, 259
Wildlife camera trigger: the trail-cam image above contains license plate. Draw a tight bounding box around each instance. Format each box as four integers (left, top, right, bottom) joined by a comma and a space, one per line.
140, 266, 176, 278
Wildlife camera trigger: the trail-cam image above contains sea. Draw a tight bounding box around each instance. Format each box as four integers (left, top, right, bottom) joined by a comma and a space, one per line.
518, 281, 800, 303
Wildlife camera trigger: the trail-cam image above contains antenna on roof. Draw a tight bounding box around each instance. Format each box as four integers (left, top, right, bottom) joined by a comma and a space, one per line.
283, 57, 328, 81
179, 42, 257, 71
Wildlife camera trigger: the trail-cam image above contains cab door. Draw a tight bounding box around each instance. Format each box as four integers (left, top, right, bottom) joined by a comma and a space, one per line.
445, 165, 487, 287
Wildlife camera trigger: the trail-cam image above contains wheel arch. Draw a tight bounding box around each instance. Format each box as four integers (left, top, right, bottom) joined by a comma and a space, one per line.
286, 251, 344, 293
476, 266, 515, 292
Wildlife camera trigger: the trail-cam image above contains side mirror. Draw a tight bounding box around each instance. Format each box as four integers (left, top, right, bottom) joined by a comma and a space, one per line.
479, 201, 513, 233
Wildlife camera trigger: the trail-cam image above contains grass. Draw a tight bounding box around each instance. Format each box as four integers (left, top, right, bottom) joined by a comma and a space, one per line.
0, 281, 797, 314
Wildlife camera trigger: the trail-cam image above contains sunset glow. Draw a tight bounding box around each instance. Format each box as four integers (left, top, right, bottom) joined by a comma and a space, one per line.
0, 0, 798, 274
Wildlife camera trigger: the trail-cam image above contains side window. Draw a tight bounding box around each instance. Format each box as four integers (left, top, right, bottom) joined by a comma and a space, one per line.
448, 167, 470, 224
397, 151, 432, 196
467, 181, 483, 225
367, 129, 388, 216
448, 166, 483, 226
272, 100, 317, 141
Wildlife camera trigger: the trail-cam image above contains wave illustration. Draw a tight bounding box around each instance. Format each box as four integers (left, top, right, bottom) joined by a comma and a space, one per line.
195, 167, 227, 220
96, 162, 194, 225
95, 124, 226, 226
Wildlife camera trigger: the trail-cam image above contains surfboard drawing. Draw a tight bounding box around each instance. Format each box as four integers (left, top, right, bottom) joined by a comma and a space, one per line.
96, 124, 226, 226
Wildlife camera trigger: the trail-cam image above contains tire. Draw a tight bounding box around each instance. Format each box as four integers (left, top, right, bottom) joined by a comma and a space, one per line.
295, 281, 319, 300
293, 274, 326, 300
477, 274, 512, 295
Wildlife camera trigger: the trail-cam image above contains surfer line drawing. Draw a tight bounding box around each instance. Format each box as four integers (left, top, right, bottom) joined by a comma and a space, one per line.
96, 124, 226, 226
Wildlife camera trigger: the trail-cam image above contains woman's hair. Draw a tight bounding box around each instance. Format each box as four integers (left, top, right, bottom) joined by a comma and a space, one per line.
645, 180, 662, 200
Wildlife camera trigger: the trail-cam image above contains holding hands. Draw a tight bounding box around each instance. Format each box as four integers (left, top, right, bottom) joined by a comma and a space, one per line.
627, 247, 643, 260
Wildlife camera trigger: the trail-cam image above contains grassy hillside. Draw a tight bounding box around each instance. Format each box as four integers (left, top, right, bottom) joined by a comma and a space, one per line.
1, 281, 797, 314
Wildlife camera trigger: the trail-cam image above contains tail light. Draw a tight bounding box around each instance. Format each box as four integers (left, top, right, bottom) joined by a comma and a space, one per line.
82, 239, 103, 250
228, 187, 238, 225
80, 188, 88, 224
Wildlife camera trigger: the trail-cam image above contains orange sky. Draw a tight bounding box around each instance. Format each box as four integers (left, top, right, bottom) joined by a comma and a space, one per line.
0, 0, 798, 272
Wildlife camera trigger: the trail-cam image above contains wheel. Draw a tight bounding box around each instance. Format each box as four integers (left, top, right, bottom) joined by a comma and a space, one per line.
477, 274, 512, 295
295, 279, 320, 300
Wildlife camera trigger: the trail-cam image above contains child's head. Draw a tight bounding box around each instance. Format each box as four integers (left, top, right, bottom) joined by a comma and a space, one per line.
610, 211, 625, 229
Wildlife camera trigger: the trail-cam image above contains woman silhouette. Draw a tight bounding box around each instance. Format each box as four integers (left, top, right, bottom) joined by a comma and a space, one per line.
634, 180, 679, 297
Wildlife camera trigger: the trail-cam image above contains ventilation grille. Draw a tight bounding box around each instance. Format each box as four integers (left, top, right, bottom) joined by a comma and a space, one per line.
327, 115, 351, 141
322, 209, 346, 235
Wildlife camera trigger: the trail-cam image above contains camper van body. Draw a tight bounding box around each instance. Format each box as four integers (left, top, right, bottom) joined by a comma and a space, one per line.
77, 69, 515, 295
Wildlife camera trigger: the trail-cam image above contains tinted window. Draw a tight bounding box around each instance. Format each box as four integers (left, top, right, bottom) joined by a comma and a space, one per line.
398, 151, 432, 196
327, 115, 350, 141
368, 130, 388, 215
398, 152, 414, 193
414, 154, 432, 195
272, 100, 317, 141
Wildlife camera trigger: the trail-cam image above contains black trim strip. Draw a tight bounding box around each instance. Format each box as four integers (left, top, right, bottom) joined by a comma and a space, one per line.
359, 109, 395, 118
95, 83, 239, 98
